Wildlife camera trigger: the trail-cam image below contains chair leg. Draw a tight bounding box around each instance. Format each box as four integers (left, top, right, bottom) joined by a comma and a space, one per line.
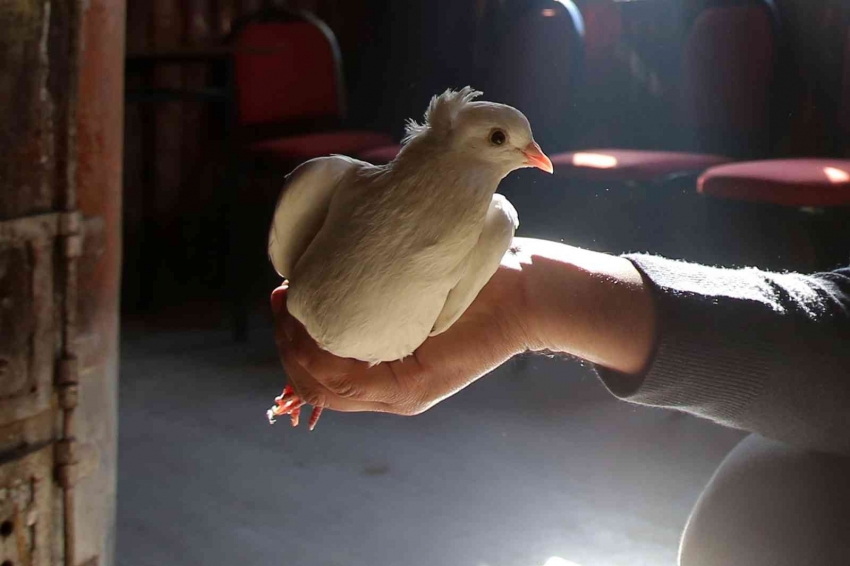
225, 157, 298, 342
228, 241, 250, 342
224, 160, 250, 342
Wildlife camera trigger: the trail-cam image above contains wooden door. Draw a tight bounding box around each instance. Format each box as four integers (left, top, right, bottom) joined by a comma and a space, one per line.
0, 1, 124, 565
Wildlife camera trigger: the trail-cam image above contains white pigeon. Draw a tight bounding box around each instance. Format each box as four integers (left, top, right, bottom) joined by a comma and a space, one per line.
268, 87, 553, 366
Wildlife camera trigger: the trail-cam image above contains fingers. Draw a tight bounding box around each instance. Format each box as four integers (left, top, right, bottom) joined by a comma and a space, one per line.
278, 322, 365, 385
270, 283, 430, 414
272, 291, 366, 374
277, 336, 395, 414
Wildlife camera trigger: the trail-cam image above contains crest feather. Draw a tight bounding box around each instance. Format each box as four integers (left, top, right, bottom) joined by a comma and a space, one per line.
402, 87, 483, 144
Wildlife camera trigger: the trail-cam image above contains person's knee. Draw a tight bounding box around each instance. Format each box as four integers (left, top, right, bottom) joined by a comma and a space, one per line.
680, 434, 850, 566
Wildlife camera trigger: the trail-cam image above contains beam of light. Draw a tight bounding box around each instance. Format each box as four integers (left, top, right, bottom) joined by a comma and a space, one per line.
824, 167, 850, 183
572, 152, 618, 169
543, 558, 583, 566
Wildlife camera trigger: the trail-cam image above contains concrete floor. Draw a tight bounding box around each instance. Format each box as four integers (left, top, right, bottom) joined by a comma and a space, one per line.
116, 311, 744, 566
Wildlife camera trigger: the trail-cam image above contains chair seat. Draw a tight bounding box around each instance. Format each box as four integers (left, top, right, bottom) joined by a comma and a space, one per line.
698, 159, 850, 207
356, 144, 402, 164
550, 149, 732, 182
249, 131, 394, 161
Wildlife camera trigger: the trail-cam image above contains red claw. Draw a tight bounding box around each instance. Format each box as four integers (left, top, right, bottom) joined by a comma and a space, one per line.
267, 383, 322, 431
308, 407, 324, 431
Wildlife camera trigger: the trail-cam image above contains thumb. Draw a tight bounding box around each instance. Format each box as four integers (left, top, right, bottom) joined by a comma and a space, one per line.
270, 282, 289, 316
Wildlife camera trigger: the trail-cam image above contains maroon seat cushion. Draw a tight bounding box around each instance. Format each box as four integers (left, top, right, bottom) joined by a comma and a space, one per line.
356, 144, 402, 164
550, 149, 732, 182
248, 131, 394, 161
698, 159, 850, 207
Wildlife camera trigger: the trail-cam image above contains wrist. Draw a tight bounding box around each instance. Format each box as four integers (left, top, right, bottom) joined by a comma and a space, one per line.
506, 238, 563, 353
488, 251, 536, 357
511, 238, 657, 375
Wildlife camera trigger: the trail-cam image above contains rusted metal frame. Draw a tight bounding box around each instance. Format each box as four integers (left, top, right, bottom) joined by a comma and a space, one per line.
50, 0, 82, 215
48, 0, 86, 562
0, 209, 88, 565
55, 207, 83, 566
0, 212, 78, 434
0, 212, 61, 243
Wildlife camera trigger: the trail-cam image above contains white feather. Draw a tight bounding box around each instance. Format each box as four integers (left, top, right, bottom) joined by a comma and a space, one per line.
268, 155, 363, 278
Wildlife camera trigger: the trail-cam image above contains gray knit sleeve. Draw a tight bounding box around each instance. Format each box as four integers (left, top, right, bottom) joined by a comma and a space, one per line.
594, 255, 850, 455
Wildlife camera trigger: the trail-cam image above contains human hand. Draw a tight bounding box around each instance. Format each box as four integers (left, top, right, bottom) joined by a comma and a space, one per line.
268, 237, 655, 428
269, 258, 531, 423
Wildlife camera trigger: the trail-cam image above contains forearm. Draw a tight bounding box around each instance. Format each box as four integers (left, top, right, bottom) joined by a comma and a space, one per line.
509, 239, 850, 454
509, 238, 657, 375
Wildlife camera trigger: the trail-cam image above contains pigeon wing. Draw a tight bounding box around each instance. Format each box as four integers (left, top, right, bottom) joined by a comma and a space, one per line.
267, 156, 361, 279
430, 193, 519, 336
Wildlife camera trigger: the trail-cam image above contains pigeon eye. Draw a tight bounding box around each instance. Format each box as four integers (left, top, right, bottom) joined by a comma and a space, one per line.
489, 129, 507, 146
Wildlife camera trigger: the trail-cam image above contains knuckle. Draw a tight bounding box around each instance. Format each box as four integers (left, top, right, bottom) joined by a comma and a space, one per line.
300, 389, 326, 408
293, 347, 315, 370
323, 375, 360, 399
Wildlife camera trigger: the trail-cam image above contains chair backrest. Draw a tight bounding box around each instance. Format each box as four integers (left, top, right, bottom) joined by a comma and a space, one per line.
569, 1, 623, 146
680, 0, 779, 155
229, 8, 344, 127
581, 1, 622, 82
480, 0, 585, 151
841, 28, 850, 137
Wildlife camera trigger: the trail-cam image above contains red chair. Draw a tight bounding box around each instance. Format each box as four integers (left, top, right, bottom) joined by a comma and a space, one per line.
355, 0, 586, 165
483, 0, 585, 151
698, 159, 850, 208
694, 158, 850, 272
550, 0, 779, 183
581, 1, 622, 84
228, 7, 392, 158
573, 0, 625, 146
697, 22, 850, 271
699, 16, 850, 206
225, 7, 393, 340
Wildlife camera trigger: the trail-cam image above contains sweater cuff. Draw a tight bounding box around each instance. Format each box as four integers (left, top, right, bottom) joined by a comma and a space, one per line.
594, 255, 768, 429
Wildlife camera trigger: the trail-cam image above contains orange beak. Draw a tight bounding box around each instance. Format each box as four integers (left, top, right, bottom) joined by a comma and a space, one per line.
522, 141, 554, 174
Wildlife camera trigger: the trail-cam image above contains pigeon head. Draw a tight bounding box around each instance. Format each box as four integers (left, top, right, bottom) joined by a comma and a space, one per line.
452, 101, 554, 174
403, 87, 553, 175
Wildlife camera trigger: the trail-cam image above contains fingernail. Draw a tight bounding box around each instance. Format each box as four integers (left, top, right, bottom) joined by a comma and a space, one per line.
271, 282, 289, 314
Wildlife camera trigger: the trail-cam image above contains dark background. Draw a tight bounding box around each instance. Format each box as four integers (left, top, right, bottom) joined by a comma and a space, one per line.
122, 0, 850, 317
